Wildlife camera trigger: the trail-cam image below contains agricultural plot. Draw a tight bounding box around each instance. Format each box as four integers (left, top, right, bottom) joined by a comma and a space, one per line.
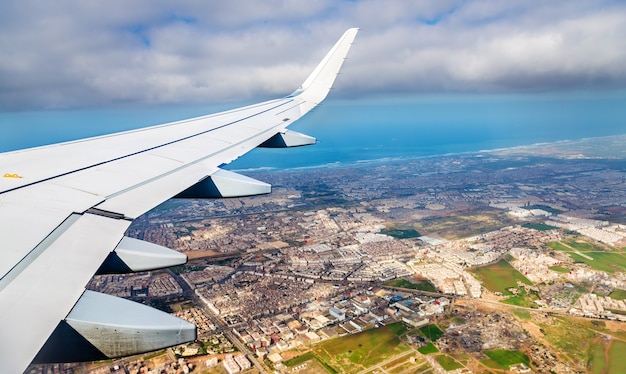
482, 349, 530, 369
387, 321, 409, 336
382, 355, 429, 374
312, 326, 411, 373
436, 354, 464, 371
548, 241, 572, 252
471, 259, 532, 295
380, 227, 421, 239
410, 210, 514, 240
588, 339, 607, 374
501, 294, 537, 308
548, 239, 626, 273
418, 342, 439, 354
512, 309, 532, 320
419, 324, 444, 341
607, 340, 626, 373
522, 222, 559, 231
610, 289, 626, 300
283, 352, 316, 367
538, 316, 597, 368
385, 278, 437, 292
586, 338, 626, 374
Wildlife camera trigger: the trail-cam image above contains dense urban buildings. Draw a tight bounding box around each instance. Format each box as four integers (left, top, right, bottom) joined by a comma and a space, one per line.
28, 135, 626, 373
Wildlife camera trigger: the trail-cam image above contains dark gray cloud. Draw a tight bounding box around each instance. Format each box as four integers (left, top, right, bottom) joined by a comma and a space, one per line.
0, 0, 624, 110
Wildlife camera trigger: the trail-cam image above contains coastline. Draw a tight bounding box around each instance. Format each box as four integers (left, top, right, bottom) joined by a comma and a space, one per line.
233, 132, 626, 174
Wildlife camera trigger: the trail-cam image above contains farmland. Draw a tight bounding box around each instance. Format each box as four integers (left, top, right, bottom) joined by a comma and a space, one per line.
310, 325, 410, 373
548, 239, 626, 273
471, 259, 532, 295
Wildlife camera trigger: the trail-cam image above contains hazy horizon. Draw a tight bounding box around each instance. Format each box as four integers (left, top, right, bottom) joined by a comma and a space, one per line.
2, 91, 625, 171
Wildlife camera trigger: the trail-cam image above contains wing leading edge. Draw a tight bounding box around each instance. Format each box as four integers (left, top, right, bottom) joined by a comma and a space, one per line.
0, 28, 358, 372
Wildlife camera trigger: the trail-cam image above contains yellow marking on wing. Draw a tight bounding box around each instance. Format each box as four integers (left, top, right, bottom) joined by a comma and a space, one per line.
3, 173, 22, 179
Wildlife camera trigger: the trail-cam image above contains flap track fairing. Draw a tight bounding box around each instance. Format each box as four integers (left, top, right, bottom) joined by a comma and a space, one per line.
259, 130, 316, 148
96, 237, 187, 274
174, 169, 271, 198
33, 290, 196, 363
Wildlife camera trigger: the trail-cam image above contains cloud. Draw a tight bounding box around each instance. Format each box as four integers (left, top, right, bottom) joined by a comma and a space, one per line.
343, 0, 626, 95
0, 0, 625, 110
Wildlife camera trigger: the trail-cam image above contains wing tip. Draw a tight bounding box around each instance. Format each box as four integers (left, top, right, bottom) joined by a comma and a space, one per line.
295, 28, 359, 103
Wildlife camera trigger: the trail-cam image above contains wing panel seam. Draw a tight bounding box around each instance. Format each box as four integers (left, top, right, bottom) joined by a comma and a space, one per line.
0, 214, 82, 292
0, 99, 297, 196
102, 120, 287, 201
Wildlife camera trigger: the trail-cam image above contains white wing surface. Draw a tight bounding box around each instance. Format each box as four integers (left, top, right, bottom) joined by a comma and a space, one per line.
0, 28, 358, 372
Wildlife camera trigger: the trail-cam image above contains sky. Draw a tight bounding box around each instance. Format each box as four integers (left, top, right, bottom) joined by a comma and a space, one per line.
1, 0, 625, 160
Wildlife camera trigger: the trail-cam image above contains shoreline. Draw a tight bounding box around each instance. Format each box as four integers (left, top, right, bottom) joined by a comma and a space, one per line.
234, 132, 626, 174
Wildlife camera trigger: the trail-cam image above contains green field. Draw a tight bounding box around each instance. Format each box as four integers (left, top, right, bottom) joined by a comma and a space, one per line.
528, 314, 626, 372
419, 324, 445, 341
284, 352, 317, 367
385, 278, 437, 292
588, 339, 626, 374
483, 349, 530, 368
501, 295, 538, 308
564, 239, 600, 252
471, 259, 532, 295
610, 289, 626, 300
539, 316, 597, 367
387, 321, 409, 336
588, 340, 607, 374
607, 340, 626, 373
523, 222, 559, 231
570, 252, 626, 273
382, 355, 427, 374
418, 343, 438, 354
312, 326, 410, 373
548, 239, 626, 273
380, 227, 421, 239
436, 354, 464, 371
512, 309, 532, 320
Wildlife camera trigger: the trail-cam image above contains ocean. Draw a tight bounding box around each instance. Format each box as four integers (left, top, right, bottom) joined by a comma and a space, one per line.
231, 92, 626, 171
1, 92, 625, 171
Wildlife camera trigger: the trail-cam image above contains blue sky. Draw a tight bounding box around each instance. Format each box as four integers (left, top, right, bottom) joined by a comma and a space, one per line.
1, 0, 625, 157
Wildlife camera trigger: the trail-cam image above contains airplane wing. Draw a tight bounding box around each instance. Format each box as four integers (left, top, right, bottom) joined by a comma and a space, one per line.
0, 28, 358, 372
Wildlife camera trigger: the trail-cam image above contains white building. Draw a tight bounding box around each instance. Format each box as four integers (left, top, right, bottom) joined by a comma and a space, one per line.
329, 307, 346, 321
223, 354, 240, 374
234, 354, 251, 371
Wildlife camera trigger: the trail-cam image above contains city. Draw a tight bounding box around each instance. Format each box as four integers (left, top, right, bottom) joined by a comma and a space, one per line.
28, 134, 626, 373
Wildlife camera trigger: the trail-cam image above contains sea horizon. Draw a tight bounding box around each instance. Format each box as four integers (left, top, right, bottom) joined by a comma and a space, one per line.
230, 132, 626, 174
2, 93, 625, 171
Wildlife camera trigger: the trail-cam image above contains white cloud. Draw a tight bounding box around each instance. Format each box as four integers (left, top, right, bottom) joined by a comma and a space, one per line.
0, 0, 625, 110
